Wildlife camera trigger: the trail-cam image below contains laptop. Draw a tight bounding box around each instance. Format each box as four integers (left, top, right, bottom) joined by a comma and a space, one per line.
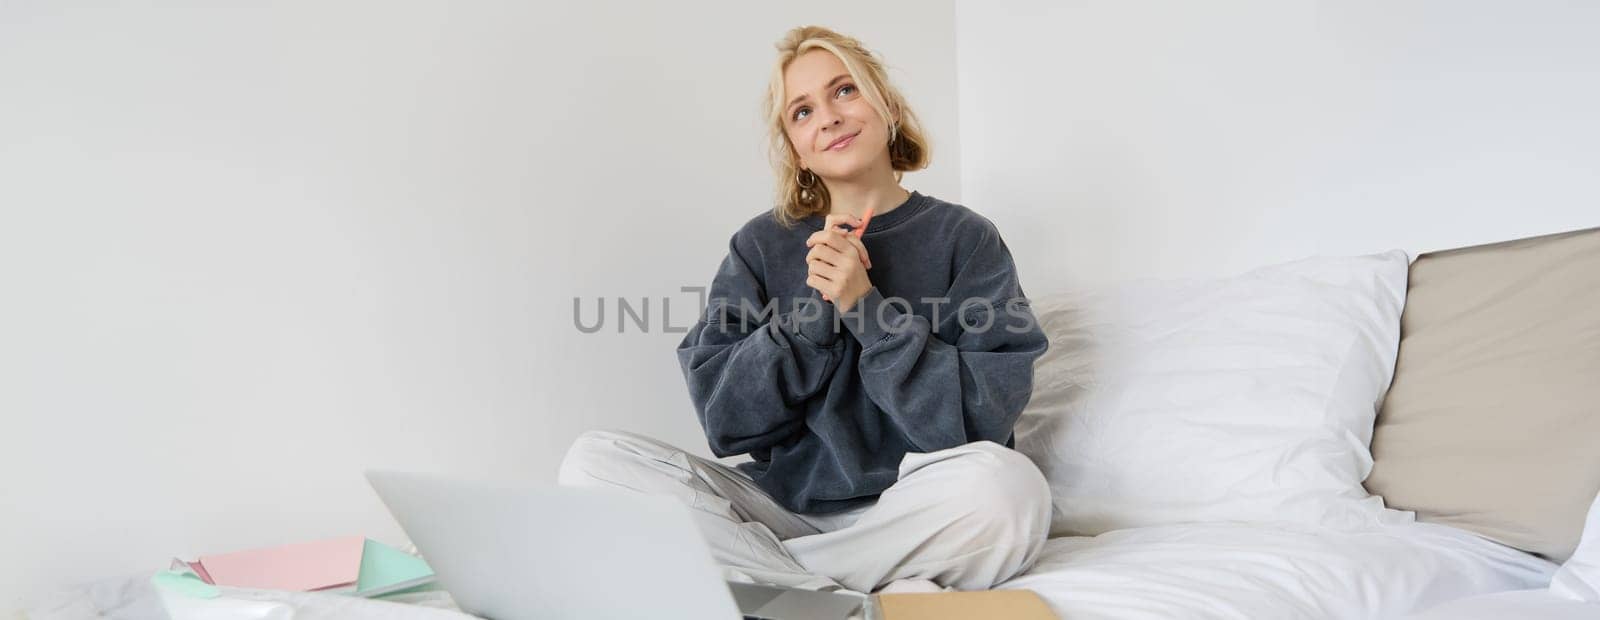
365, 469, 871, 620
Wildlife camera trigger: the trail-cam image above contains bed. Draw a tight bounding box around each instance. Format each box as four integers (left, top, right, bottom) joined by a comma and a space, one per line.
21, 520, 1558, 620
26, 230, 1600, 619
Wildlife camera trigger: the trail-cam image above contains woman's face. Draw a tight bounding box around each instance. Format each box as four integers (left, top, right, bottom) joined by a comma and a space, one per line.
782, 49, 890, 183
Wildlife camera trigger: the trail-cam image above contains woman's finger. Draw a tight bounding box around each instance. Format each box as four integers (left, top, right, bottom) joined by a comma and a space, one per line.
843, 234, 871, 269
808, 238, 850, 263
821, 231, 860, 261
823, 213, 864, 234
806, 274, 834, 301
806, 230, 848, 254
807, 244, 843, 268
809, 226, 857, 246
808, 258, 838, 279
818, 230, 864, 269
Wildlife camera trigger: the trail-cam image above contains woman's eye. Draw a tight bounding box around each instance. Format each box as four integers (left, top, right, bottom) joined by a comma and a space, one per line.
791, 85, 854, 122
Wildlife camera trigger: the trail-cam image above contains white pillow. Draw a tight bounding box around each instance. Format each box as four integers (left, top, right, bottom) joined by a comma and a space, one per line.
1015, 250, 1416, 536
1552, 489, 1600, 602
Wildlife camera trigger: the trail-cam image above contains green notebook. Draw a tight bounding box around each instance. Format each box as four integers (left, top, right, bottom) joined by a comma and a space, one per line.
354, 539, 437, 597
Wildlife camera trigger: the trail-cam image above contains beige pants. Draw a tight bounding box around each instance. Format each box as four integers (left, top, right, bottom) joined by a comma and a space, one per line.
555, 429, 1052, 595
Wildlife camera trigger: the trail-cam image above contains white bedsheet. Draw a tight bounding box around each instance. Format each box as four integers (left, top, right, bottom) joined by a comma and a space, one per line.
25, 522, 1556, 620
24, 578, 472, 620
1402, 589, 1600, 620
994, 521, 1556, 620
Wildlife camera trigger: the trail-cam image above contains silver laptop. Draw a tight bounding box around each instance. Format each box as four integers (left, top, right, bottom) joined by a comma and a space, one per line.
365, 469, 869, 620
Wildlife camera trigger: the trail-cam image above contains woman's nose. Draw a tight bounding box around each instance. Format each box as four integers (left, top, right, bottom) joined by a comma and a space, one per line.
817, 107, 841, 128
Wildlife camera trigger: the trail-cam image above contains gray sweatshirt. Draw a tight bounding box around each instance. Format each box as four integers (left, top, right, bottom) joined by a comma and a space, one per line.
674, 190, 1049, 514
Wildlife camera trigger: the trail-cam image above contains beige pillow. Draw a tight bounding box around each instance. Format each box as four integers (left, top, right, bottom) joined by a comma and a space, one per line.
1365, 225, 1600, 562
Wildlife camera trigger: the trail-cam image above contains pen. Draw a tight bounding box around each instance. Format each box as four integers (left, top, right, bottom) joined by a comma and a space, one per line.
854, 206, 873, 239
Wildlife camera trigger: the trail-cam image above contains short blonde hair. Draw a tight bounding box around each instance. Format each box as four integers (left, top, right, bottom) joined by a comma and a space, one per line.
763, 26, 931, 227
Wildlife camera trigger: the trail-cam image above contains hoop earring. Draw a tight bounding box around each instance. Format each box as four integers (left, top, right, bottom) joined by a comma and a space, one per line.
888, 123, 899, 145
797, 168, 818, 203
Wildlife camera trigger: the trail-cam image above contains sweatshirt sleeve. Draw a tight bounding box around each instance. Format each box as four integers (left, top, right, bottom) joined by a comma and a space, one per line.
675, 233, 847, 458
840, 219, 1050, 453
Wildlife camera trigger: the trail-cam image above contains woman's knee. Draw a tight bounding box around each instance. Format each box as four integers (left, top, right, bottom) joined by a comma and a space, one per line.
924, 441, 1052, 539
877, 441, 1052, 589
556, 429, 655, 487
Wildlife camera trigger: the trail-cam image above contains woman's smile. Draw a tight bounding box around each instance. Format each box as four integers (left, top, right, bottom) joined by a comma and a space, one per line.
826, 131, 860, 151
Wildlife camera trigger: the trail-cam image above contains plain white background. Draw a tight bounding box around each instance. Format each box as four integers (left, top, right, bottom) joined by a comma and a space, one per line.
2, 0, 1597, 612
0, 1, 960, 610
957, 0, 1600, 292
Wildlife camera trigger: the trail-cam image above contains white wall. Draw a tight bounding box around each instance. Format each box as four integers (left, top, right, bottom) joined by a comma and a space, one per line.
957, 0, 1600, 292
0, 1, 959, 610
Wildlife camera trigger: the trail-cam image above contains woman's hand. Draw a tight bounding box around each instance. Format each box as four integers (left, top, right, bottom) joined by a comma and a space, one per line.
806, 214, 873, 312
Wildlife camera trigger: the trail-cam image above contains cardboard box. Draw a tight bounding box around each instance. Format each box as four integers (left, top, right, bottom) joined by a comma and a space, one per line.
865, 589, 1059, 620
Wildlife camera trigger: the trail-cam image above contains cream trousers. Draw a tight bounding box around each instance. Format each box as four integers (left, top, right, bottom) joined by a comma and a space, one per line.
555, 429, 1051, 595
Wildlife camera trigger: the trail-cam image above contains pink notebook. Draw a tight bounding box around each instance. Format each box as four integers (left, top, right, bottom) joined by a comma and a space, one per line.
195, 535, 365, 591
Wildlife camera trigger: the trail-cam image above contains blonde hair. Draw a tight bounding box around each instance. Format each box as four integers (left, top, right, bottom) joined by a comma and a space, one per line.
763, 26, 931, 227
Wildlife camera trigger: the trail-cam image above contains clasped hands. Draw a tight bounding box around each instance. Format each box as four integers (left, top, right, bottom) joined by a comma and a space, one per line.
804, 213, 873, 314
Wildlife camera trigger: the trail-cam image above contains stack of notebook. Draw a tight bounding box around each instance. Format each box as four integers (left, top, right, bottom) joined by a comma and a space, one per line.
171, 535, 436, 597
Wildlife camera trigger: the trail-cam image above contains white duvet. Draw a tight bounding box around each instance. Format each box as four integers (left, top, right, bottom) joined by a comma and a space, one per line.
996, 521, 1555, 620
27, 521, 1554, 620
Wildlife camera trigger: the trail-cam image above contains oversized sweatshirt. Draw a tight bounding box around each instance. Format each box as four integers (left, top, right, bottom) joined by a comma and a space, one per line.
674, 190, 1049, 514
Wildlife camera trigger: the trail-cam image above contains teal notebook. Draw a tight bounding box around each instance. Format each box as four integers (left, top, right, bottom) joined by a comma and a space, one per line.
354, 539, 437, 597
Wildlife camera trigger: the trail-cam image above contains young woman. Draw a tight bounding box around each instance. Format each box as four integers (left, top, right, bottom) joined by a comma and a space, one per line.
557, 26, 1051, 595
